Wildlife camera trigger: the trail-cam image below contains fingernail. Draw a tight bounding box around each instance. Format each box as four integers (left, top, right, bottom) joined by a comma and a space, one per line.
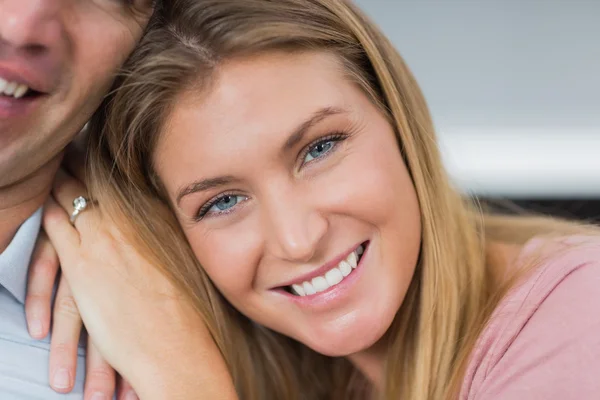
28, 319, 43, 338
52, 368, 71, 390
91, 392, 108, 400
125, 390, 139, 400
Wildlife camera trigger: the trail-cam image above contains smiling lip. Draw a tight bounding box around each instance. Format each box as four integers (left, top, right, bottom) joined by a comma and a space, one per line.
0, 89, 45, 120
0, 95, 42, 120
0, 64, 52, 94
276, 242, 365, 288
274, 241, 369, 309
0, 64, 50, 119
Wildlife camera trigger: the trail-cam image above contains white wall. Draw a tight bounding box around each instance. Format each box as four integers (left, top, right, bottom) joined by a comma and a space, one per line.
353, 0, 600, 198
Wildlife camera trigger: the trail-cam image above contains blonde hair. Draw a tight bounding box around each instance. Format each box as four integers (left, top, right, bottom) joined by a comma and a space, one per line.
86, 1, 599, 398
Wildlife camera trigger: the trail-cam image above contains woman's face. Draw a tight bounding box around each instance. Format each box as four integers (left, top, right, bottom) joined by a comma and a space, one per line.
154, 51, 421, 356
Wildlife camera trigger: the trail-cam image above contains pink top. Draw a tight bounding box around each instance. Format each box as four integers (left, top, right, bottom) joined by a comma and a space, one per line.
460, 235, 600, 399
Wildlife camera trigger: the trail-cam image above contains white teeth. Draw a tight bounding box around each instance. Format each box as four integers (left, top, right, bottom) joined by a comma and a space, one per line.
357, 244, 364, 256
4, 81, 16, 95
339, 260, 352, 276
303, 281, 316, 295
0, 78, 30, 98
312, 276, 329, 293
347, 251, 357, 268
289, 245, 366, 296
14, 84, 28, 99
291, 284, 305, 296
325, 268, 343, 286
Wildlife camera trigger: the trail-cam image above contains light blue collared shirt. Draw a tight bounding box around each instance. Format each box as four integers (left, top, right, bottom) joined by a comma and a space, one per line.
0, 209, 85, 399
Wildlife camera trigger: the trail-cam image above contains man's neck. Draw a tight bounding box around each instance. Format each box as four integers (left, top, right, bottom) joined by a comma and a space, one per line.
0, 154, 62, 253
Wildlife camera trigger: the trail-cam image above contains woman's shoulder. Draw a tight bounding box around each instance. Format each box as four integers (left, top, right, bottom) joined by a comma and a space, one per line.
461, 235, 600, 399
506, 234, 600, 307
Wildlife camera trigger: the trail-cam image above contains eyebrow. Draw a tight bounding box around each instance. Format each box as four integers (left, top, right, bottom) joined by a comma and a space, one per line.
176, 106, 347, 206
176, 176, 237, 205
283, 106, 346, 151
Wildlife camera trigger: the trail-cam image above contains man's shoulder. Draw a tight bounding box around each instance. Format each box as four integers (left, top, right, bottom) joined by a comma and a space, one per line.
0, 208, 43, 304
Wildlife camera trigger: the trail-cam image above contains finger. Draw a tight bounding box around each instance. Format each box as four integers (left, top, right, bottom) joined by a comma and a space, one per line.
25, 230, 59, 339
84, 340, 116, 400
117, 378, 139, 400
49, 278, 82, 393
51, 169, 98, 231
43, 198, 81, 270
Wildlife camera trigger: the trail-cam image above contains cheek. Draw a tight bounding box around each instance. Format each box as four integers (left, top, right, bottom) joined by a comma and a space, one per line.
324, 133, 418, 228
79, 43, 132, 94
70, 15, 141, 101
184, 219, 262, 300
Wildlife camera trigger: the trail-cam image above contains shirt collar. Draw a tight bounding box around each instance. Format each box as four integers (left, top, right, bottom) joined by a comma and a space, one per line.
0, 208, 42, 304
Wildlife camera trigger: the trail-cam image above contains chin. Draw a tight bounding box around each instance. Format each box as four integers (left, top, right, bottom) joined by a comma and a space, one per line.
299, 308, 398, 357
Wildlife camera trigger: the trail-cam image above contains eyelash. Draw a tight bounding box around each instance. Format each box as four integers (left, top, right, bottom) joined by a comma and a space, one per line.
297, 132, 348, 168
196, 191, 244, 220
195, 132, 349, 220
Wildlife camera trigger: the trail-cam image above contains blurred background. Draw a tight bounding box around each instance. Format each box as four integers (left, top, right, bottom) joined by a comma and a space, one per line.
354, 0, 600, 221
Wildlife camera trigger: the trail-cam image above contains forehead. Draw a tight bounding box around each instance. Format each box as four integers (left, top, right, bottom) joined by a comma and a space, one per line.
157, 51, 356, 160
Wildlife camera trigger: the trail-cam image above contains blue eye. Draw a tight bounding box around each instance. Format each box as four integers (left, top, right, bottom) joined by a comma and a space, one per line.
301, 133, 349, 165
198, 194, 248, 219
212, 195, 244, 211
215, 195, 235, 209
304, 140, 335, 163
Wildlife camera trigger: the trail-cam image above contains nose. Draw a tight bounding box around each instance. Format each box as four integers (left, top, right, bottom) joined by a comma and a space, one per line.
0, 0, 63, 51
262, 187, 328, 263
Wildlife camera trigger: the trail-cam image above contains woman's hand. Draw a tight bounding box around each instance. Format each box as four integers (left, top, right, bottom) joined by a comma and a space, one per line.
41, 169, 236, 399
25, 232, 137, 399
24, 139, 138, 399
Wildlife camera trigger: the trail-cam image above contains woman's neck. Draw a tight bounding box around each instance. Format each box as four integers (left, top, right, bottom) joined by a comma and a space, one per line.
346, 337, 389, 390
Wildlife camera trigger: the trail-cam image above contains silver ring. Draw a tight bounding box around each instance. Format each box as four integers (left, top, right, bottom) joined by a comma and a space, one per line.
70, 196, 90, 225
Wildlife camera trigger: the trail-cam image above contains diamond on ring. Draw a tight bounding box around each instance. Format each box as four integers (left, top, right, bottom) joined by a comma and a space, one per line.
73, 196, 88, 211
70, 196, 90, 224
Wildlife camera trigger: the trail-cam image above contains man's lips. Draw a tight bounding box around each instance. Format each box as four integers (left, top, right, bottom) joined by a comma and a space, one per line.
0, 87, 46, 119
0, 63, 54, 94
